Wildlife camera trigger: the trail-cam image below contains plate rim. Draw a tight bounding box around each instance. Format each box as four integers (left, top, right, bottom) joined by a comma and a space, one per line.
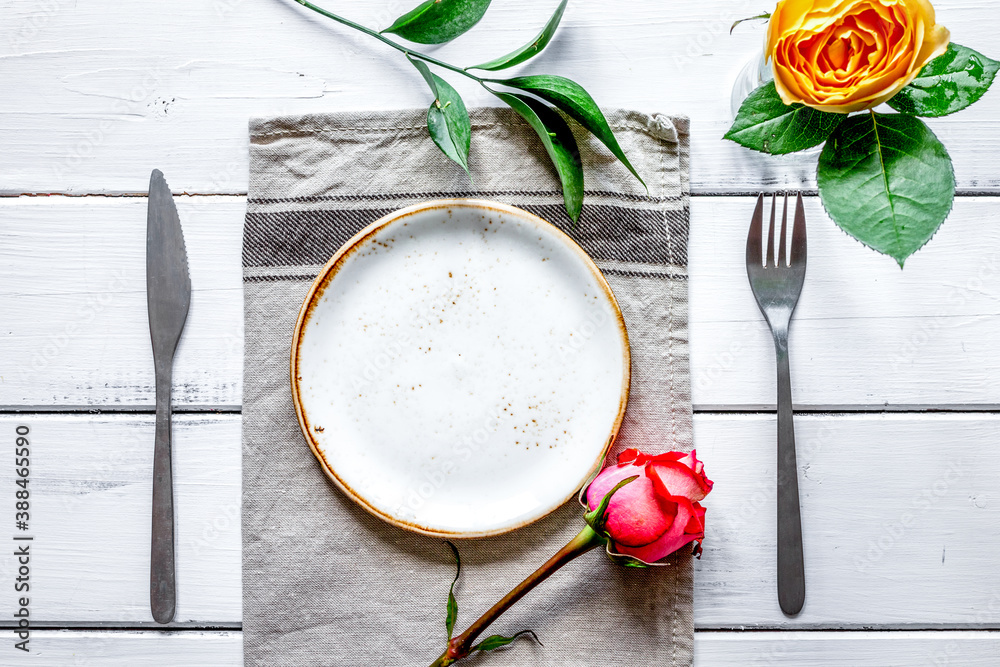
289, 198, 631, 539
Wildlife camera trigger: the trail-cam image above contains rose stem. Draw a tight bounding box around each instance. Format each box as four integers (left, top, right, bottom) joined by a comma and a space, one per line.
428, 525, 606, 667
293, 0, 485, 83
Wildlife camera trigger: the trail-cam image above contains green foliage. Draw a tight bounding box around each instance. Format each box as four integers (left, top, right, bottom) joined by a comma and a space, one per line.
888, 43, 1000, 117
725, 81, 844, 155
412, 60, 473, 175
468, 0, 568, 71
383, 0, 492, 44
444, 541, 461, 640
817, 113, 955, 267
491, 90, 585, 222
297, 0, 645, 224
472, 629, 542, 653
730, 12, 771, 34
499, 75, 645, 188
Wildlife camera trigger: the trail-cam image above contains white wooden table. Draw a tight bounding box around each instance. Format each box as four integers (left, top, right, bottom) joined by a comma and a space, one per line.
3, 0, 1000, 663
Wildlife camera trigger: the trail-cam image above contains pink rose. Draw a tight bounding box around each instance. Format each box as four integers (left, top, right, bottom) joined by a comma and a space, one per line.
585, 448, 713, 563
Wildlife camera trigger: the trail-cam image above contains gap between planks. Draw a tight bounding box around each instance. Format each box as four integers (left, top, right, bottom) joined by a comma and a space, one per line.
0, 622, 241, 631
3, 623, 999, 632
3, 190, 1000, 198
4, 405, 1000, 415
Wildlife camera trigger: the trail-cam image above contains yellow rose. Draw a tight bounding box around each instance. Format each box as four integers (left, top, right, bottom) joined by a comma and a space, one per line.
766, 0, 950, 113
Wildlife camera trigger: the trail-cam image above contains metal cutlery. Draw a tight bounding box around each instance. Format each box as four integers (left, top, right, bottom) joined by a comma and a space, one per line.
146, 169, 191, 624
746, 192, 807, 616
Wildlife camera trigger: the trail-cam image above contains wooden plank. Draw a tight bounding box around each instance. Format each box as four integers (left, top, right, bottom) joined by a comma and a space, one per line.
693, 413, 1000, 628
0, 415, 241, 623
694, 631, 1000, 665
0, 0, 998, 194
5, 630, 1000, 665
3, 412, 1000, 628
6, 630, 241, 665
3, 196, 1000, 408
0, 196, 245, 408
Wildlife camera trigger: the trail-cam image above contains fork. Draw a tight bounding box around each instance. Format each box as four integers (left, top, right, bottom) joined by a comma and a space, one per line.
746, 192, 807, 616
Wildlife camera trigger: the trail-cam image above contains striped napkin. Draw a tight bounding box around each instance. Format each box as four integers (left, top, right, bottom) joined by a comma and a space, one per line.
242, 107, 694, 666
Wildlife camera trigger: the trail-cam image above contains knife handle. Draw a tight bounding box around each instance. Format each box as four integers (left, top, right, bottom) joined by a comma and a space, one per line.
150, 360, 176, 624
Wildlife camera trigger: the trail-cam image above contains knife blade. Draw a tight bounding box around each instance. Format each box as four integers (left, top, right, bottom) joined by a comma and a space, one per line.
146, 169, 191, 625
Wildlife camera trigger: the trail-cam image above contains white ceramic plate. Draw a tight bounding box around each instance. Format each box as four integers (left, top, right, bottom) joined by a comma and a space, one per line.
291, 200, 630, 538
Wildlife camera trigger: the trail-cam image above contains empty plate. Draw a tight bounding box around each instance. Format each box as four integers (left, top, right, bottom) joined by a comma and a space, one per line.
291, 200, 630, 537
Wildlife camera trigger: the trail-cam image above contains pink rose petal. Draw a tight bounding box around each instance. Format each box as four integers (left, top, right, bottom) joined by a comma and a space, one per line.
615, 496, 705, 563
648, 461, 712, 502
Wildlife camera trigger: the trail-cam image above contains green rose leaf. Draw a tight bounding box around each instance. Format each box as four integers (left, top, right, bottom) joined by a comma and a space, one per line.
490, 89, 584, 222
470, 630, 544, 652
606, 550, 651, 568
887, 43, 1000, 117
383, 0, 492, 45
496, 75, 645, 188
817, 113, 955, 267
725, 81, 844, 155
468, 0, 567, 71
472, 630, 542, 653
444, 541, 461, 640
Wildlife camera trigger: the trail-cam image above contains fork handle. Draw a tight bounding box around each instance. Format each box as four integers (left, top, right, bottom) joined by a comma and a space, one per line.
775, 335, 805, 616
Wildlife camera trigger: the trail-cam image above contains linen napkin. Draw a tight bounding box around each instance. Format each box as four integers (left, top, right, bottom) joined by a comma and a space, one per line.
242, 107, 693, 666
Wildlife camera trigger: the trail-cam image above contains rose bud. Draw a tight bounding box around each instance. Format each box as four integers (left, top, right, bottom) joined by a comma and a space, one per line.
584, 449, 713, 564
430, 450, 713, 666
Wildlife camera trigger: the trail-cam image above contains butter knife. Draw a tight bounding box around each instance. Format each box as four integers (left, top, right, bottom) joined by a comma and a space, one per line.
146, 169, 191, 624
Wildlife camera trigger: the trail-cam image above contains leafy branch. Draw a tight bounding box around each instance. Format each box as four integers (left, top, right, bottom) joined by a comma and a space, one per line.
293, 0, 644, 222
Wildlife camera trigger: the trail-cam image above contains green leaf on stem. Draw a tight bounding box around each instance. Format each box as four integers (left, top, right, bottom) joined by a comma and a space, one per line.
606, 550, 650, 568
725, 81, 843, 155
408, 55, 439, 97
583, 475, 638, 534
730, 12, 771, 34
427, 77, 473, 175
472, 629, 543, 653
496, 75, 645, 188
490, 89, 584, 222
383, 0, 492, 45
887, 43, 1000, 117
409, 57, 471, 174
468, 0, 568, 71
817, 112, 955, 267
444, 541, 461, 640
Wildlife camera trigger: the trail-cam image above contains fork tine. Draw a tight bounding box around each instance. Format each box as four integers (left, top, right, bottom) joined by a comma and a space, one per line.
766, 193, 777, 268
747, 193, 764, 267
791, 192, 807, 265
778, 192, 789, 267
